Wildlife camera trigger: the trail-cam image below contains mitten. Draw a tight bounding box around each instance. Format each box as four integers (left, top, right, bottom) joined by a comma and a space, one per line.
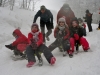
74, 34, 79, 40
5, 44, 14, 50
30, 39, 38, 50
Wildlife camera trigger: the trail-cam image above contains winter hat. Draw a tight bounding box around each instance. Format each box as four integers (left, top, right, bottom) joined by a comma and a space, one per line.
62, 3, 69, 9
78, 18, 83, 23
86, 9, 89, 13
40, 5, 46, 10
71, 17, 79, 25
31, 23, 39, 31
57, 17, 68, 28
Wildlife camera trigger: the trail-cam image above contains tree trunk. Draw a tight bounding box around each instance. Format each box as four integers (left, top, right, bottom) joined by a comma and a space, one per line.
0, 0, 2, 6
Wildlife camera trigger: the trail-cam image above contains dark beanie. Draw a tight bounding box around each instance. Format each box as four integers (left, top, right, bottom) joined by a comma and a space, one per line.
40, 5, 46, 10
71, 17, 79, 25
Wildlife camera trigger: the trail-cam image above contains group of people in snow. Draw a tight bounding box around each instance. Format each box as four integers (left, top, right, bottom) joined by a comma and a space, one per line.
5, 4, 93, 68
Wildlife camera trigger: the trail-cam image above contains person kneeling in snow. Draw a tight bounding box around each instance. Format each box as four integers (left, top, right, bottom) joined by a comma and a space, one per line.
48, 18, 71, 57
5, 29, 28, 60
69, 17, 90, 54
26, 23, 56, 67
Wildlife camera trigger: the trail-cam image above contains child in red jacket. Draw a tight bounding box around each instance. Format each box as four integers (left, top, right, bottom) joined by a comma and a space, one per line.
5, 29, 28, 60
25, 23, 56, 67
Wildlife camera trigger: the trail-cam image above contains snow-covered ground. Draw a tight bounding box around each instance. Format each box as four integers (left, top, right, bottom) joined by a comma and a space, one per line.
0, 7, 100, 75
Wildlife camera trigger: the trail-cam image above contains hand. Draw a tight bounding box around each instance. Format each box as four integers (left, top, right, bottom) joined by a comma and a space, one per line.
74, 34, 79, 40
31, 43, 38, 50
58, 30, 62, 35
30, 39, 38, 50
5, 44, 14, 50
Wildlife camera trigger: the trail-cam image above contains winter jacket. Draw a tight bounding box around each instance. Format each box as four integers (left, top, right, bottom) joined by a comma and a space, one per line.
12, 29, 28, 46
70, 26, 84, 38
54, 27, 70, 40
28, 31, 43, 47
57, 7, 75, 26
85, 13, 92, 22
33, 9, 53, 23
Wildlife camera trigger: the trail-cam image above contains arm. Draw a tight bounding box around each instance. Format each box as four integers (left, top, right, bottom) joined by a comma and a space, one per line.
78, 27, 84, 37
63, 28, 70, 40
54, 27, 58, 38
36, 33, 43, 46
33, 10, 41, 23
48, 10, 53, 23
28, 33, 33, 44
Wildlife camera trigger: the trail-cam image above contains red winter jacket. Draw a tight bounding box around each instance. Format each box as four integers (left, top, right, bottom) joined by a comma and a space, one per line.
12, 29, 28, 46
57, 7, 75, 26
28, 32, 43, 47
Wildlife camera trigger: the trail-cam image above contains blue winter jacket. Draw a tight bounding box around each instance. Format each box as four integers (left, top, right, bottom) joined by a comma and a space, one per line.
33, 9, 53, 23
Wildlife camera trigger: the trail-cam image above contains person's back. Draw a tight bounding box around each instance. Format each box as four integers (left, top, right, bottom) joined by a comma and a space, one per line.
57, 3, 75, 26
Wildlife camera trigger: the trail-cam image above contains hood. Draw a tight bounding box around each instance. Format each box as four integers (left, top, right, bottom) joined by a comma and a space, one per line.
13, 29, 23, 37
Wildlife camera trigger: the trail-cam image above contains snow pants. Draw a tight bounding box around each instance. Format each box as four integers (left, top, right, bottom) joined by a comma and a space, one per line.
26, 44, 54, 63
48, 39, 70, 52
70, 37, 89, 53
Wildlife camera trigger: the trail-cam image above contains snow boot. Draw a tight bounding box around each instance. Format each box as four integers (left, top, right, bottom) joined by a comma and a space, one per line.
38, 57, 43, 66
26, 62, 34, 68
50, 57, 56, 65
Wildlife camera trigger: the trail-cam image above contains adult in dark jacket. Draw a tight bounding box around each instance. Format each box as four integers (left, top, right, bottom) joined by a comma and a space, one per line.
84, 10, 93, 32
26, 23, 56, 67
57, 3, 75, 26
5, 29, 28, 59
33, 5, 54, 43
69, 18, 90, 55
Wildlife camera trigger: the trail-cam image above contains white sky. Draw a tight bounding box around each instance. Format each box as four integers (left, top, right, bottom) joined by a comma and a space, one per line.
35, 0, 65, 11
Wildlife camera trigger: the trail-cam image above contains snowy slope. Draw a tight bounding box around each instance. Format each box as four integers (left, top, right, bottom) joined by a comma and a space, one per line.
0, 7, 100, 75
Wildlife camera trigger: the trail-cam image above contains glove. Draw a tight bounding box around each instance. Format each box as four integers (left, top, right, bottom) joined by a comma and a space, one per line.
74, 34, 79, 40
30, 39, 38, 50
5, 44, 14, 50
58, 30, 62, 35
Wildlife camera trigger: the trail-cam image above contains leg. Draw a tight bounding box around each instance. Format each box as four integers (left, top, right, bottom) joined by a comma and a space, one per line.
87, 21, 92, 32
62, 40, 70, 56
38, 44, 56, 64
68, 38, 75, 57
25, 45, 36, 62
48, 39, 58, 52
45, 21, 53, 41
13, 47, 23, 56
40, 20, 46, 43
69, 38, 75, 54
79, 37, 90, 51
45, 29, 52, 41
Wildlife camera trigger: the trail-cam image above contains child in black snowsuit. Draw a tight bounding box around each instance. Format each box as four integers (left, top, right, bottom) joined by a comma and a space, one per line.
26, 23, 56, 67
48, 18, 71, 57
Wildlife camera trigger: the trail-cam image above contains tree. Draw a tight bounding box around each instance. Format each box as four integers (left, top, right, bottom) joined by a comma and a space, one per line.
0, 0, 2, 6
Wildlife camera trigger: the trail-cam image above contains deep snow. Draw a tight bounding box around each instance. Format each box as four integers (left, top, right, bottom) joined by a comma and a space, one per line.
0, 7, 100, 75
